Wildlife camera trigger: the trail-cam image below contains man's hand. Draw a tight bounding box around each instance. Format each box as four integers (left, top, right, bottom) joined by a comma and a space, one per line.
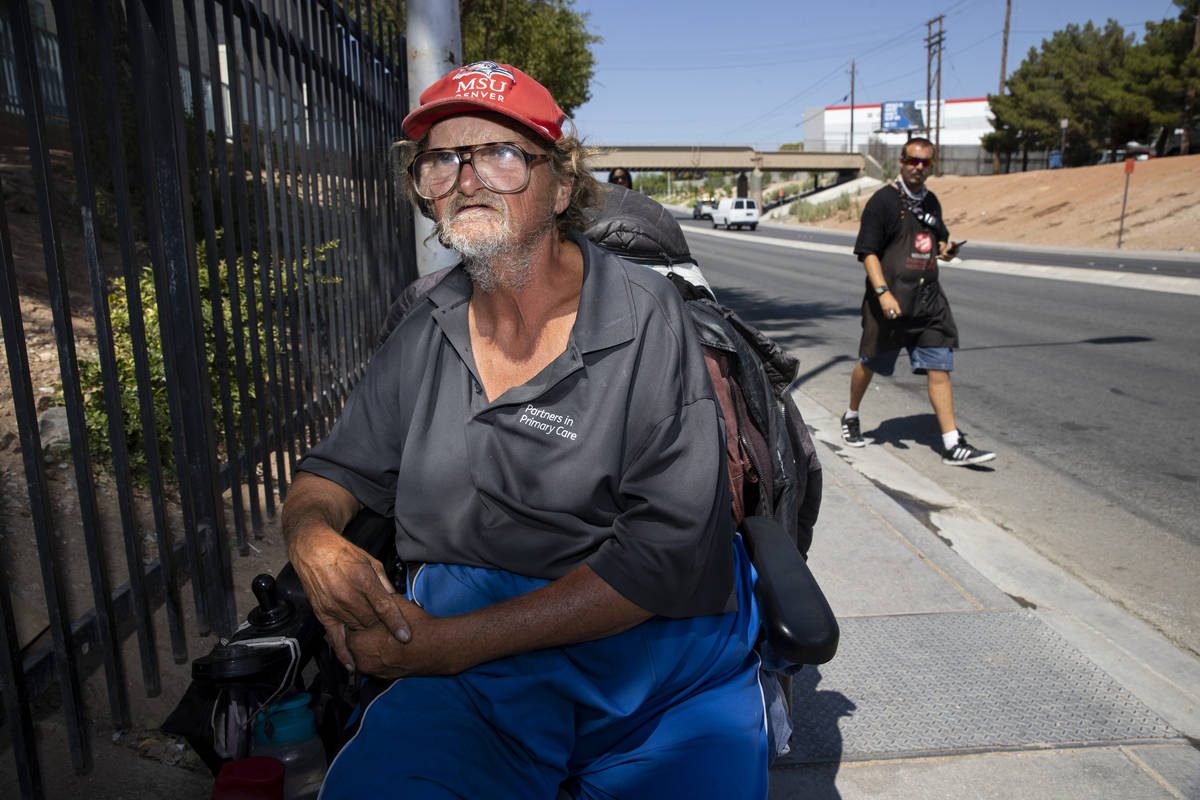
879, 290, 902, 321
282, 472, 411, 670
863, 253, 901, 321
937, 240, 964, 262
349, 564, 651, 680
345, 601, 463, 679
289, 525, 412, 670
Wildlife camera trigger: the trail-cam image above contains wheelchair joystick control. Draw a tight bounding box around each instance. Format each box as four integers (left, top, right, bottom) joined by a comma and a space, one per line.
247, 573, 294, 633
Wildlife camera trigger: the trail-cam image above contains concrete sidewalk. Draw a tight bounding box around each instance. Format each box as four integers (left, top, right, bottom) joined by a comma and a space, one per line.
769, 389, 1200, 799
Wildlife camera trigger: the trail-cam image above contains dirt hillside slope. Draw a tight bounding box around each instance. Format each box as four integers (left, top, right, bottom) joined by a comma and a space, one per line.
794, 154, 1200, 253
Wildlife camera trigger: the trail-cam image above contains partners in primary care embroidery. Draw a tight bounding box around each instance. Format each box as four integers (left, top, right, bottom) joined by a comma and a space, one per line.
518, 403, 579, 441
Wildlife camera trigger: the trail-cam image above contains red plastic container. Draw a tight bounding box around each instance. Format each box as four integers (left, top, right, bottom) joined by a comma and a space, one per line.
212, 756, 285, 800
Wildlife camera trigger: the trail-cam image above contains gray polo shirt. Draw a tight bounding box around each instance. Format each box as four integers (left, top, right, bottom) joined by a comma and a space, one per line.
297, 232, 735, 618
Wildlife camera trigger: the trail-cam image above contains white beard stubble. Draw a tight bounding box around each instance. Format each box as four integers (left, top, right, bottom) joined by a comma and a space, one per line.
437, 191, 556, 294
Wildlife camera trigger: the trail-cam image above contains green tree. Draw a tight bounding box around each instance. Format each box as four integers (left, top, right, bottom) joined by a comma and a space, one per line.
461, 0, 599, 115
1123, 0, 1200, 155
367, 1, 599, 116
633, 173, 667, 196
702, 172, 728, 195
985, 20, 1147, 168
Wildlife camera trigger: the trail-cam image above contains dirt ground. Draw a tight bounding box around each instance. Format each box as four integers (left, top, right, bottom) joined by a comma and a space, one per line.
786, 154, 1200, 253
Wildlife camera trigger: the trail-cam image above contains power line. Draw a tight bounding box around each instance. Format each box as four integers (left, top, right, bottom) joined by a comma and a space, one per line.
698, 0, 998, 144
716, 61, 853, 136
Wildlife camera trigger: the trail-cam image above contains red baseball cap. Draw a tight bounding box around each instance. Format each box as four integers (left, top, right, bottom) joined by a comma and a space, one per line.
401, 61, 565, 143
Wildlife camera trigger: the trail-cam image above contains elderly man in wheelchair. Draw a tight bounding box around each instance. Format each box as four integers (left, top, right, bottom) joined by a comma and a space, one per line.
262, 62, 835, 799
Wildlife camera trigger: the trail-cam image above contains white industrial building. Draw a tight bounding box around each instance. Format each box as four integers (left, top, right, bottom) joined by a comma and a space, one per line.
806, 97, 993, 152
804, 97, 1007, 175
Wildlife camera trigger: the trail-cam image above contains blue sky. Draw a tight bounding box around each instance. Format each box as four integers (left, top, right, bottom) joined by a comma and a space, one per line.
568, 0, 1183, 149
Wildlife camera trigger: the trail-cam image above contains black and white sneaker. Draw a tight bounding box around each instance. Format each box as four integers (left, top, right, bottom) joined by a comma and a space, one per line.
840, 413, 866, 447
942, 435, 996, 466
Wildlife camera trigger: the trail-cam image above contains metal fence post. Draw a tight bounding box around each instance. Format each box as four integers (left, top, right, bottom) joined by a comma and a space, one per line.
127, 0, 237, 636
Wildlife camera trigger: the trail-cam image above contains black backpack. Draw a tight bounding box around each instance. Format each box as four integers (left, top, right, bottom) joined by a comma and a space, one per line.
583, 185, 821, 555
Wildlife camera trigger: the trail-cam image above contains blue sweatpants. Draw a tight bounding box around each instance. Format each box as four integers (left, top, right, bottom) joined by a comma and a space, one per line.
319, 538, 768, 799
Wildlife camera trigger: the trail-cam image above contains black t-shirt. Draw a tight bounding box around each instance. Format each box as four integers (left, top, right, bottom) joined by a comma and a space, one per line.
854, 183, 949, 259
298, 232, 736, 618
852, 182, 960, 356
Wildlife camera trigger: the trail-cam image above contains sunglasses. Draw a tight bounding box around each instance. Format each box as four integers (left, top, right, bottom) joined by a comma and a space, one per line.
902, 156, 932, 168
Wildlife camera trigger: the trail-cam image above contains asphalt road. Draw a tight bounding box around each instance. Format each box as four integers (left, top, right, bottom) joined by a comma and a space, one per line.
674, 218, 1200, 657
680, 217, 1200, 278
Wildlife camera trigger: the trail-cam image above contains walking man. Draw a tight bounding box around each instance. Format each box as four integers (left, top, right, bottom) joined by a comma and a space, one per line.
840, 137, 995, 466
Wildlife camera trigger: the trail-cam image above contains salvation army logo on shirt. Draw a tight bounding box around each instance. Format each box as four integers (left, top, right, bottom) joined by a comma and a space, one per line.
914, 232, 933, 254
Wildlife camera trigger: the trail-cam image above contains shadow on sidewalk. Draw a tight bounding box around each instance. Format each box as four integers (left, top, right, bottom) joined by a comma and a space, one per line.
863, 413, 943, 455
775, 666, 854, 798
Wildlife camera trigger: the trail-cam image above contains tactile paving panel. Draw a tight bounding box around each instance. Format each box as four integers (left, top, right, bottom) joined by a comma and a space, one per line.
779, 610, 1177, 763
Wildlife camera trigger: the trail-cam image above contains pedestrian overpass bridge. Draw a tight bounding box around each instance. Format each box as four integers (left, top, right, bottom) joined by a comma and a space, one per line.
588, 146, 865, 178
588, 146, 866, 207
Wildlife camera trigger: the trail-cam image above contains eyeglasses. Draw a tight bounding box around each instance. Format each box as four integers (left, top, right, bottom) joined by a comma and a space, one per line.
409, 141, 549, 200
902, 156, 932, 168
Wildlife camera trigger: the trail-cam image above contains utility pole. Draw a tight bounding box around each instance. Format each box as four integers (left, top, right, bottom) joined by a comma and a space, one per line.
849, 59, 856, 154
935, 16, 944, 174
925, 15, 945, 173
925, 21, 933, 138
407, 0, 462, 275
993, 0, 1012, 174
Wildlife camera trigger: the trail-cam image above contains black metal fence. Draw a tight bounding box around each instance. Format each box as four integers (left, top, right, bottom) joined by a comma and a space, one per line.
0, 1, 415, 796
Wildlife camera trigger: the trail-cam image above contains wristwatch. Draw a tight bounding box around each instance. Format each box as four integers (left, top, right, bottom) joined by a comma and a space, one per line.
874, 285, 889, 296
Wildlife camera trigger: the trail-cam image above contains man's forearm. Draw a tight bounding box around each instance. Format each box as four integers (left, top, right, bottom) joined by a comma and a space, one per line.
351, 564, 654, 677
861, 254, 887, 289
452, 564, 652, 659
282, 471, 363, 550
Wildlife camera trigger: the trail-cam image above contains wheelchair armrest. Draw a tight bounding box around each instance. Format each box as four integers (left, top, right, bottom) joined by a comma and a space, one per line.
740, 515, 839, 665
272, 507, 397, 616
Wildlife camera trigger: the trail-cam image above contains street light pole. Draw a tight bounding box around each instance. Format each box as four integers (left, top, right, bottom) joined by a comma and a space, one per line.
407, 0, 462, 275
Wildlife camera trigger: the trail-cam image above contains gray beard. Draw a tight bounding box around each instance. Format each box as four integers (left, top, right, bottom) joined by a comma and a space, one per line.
437, 196, 555, 294
462, 247, 536, 294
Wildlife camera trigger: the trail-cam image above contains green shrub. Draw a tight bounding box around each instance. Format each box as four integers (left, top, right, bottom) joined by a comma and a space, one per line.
789, 198, 835, 222
73, 263, 169, 483
68, 231, 339, 484
787, 190, 862, 223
